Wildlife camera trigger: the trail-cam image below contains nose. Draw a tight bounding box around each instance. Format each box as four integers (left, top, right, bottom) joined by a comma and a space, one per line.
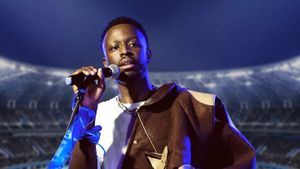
120, 45, 132, 57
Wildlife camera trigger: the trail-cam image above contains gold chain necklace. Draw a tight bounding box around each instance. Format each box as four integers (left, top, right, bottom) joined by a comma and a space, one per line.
115, 96, 158, 153
115, 87, 159, 153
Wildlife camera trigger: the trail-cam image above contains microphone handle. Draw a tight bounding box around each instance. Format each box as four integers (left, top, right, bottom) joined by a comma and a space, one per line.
65, 67, 112, 87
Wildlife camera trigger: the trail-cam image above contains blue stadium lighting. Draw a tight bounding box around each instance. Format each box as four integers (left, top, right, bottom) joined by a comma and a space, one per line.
216, 73, 225, 78
292, 76, 300, 81
224, 70, 253, 78
185, 74, 202, 80
204, 82, 216, 88
245, 81, 252, 86
46, 81, 53, 86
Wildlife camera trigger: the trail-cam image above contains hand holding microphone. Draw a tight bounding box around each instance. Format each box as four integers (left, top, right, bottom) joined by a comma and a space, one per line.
49, 65, 120, 168
67, 65, 120, 110
65, 64, 120, 86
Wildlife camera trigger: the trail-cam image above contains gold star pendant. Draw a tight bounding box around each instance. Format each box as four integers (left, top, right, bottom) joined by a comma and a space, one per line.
147, 146, 168, 169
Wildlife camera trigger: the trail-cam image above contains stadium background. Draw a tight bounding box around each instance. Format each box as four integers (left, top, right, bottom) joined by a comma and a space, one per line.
1, 1, 300, 169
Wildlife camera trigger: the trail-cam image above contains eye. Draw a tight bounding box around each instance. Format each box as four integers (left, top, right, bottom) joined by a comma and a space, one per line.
129, 43, 136, 47
129, 41, 140, 48
110, 45, 119, 51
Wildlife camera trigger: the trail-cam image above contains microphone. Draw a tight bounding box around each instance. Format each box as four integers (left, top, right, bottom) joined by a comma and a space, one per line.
65, 64, 120, 86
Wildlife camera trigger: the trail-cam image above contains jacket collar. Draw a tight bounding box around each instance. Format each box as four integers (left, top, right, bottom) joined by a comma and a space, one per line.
143, 83, 183, 107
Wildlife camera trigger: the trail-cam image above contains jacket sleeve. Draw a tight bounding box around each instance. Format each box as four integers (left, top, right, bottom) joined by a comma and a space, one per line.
69, 137, 97, 169
210, 96, 256, 169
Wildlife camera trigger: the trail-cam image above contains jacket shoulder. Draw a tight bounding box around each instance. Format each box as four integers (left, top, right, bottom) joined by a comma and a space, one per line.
186, 90, 216, 106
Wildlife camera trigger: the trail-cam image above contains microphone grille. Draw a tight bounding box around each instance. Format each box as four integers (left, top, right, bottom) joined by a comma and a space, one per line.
65, 77, 72, 85
108, 64, 120, 79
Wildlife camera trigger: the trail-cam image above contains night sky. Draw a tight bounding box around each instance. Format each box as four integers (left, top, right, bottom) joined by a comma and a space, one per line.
0, 0, 299, 71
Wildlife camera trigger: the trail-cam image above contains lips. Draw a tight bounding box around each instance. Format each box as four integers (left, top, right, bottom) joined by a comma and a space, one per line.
119, 59, 137, 70
119, 59, 136, 67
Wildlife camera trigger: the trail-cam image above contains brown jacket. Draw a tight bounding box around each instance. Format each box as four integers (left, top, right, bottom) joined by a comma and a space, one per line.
70, 83, 256, 169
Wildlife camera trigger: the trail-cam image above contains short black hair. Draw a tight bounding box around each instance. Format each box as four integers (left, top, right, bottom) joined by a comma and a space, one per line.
100, 16, 149, 50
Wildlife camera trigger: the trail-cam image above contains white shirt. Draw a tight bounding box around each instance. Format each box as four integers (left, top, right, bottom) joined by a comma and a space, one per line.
95, 96, 145, 169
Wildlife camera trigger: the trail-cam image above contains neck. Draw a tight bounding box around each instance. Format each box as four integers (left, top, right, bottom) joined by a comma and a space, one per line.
116, 75, 154, 103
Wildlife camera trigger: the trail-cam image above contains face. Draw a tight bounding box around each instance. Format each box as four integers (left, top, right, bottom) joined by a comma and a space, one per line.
102, 24, 151, 83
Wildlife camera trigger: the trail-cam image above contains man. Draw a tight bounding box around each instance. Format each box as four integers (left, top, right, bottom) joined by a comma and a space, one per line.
69, 17, 256, 169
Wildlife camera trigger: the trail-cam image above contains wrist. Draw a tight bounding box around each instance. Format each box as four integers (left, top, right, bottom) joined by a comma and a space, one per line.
81, 97, 98, 110
72, 89, 100, 111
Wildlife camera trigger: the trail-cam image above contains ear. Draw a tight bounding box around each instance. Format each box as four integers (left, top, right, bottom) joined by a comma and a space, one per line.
102, 57, 108, 67
147, 49, 152, 63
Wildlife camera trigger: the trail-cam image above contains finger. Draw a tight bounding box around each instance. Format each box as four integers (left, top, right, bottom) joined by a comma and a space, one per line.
72, 85, 78, 94
71, 66, 97, 76
89, 66, 98, 73
85, 66, 98, 75
71, 67, 90, 76
71, 69, 83, 76
97, 68, 104, 79
82, 66, 98, 76
96, 68, 105, 87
